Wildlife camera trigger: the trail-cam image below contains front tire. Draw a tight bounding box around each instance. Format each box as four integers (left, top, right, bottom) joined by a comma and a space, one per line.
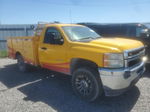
72, 67, 103, 102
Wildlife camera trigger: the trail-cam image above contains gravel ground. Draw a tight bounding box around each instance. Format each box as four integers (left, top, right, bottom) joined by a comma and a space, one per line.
0, 58, 150, 112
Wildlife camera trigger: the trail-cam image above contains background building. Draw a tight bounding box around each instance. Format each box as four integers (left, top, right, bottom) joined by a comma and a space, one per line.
0, 24, 36, 51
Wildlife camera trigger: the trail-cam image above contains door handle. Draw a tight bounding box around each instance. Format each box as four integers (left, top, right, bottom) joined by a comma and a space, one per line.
41, 47, 47, 50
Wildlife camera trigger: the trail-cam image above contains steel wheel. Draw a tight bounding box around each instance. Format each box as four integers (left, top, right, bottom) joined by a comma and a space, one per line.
72, 67, 103, 102
75, 73, 93, 96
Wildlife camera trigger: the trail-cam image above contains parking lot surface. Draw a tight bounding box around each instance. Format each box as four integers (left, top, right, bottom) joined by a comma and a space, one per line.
0, 58, 150, 112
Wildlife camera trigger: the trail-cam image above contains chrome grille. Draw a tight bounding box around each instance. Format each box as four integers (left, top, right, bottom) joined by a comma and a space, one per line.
128, 47, 144, 57
124, 46, 145, 67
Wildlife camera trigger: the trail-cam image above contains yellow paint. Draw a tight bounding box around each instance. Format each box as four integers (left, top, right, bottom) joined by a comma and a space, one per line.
7, 24, 144, 70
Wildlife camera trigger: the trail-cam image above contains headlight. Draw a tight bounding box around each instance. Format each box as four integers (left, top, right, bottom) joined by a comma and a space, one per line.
103, 53, 124, 68
142, 56, 147, 62
142, 29, 148, 33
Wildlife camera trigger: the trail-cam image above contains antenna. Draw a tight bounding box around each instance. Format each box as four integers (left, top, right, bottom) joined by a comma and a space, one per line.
69, 7, 73, 24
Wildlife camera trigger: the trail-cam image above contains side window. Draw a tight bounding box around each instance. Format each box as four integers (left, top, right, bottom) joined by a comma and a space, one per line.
128, 26, 136, 37
136, 27, 142, 37
44, 27, 63, 44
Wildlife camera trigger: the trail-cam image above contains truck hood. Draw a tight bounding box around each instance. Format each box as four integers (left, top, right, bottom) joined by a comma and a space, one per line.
89, 38, 144, 51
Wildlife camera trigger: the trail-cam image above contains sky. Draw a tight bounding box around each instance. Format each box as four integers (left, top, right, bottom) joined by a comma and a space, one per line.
0, 0, 150, 24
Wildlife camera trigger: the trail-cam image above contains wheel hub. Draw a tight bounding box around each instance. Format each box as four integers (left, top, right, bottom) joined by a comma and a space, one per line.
81, 80, 89, 88
75, 74, 92, 96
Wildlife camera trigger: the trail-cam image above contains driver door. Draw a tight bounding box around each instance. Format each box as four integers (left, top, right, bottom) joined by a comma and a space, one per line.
39, 27, 69, 74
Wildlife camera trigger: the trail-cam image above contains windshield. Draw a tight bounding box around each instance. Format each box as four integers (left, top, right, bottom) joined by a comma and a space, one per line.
144, 24, 150, 29
62, 26, 101, 41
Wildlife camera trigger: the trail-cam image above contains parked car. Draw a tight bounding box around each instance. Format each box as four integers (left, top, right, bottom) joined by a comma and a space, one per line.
7, 23, 145, 101
78, 23, 150, 62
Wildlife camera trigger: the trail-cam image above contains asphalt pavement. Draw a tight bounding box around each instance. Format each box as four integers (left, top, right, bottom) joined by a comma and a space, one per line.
0, 58, 150, 112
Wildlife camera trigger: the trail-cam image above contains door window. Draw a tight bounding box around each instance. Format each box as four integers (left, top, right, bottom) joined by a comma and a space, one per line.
44, 27, 62, 44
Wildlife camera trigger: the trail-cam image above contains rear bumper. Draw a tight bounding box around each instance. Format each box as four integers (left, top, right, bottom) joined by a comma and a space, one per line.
98, 62, 145, 96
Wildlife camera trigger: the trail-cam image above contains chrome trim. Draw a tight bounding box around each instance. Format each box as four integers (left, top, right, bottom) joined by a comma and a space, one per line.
99, 61, 144, 75
124, 46, 145, 59
99, 46, 145, 96
99, 61, 145, 96
125, 55, 142, 67
127, 55, 142, 61
124, 60, 128, 67
124, 46, 145, 68
129, 50, 145, 59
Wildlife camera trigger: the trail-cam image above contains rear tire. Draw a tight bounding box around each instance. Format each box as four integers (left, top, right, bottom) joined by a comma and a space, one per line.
72, 67, 103, 102
17, 55, 30, 72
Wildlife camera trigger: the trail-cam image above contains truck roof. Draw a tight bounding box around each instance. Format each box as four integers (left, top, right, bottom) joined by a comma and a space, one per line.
34, 23, 85, 36
45, 23, 84, 27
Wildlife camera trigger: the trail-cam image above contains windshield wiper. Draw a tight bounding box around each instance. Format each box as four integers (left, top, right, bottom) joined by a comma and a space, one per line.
78, 37, 96, 40
94, 37, 101, 39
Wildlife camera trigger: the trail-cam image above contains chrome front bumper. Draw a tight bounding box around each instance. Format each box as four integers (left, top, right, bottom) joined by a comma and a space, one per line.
99, 62, 145, 96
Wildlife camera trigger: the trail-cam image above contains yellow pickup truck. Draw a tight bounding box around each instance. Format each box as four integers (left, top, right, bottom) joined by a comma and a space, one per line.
7, 23, 146, 101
